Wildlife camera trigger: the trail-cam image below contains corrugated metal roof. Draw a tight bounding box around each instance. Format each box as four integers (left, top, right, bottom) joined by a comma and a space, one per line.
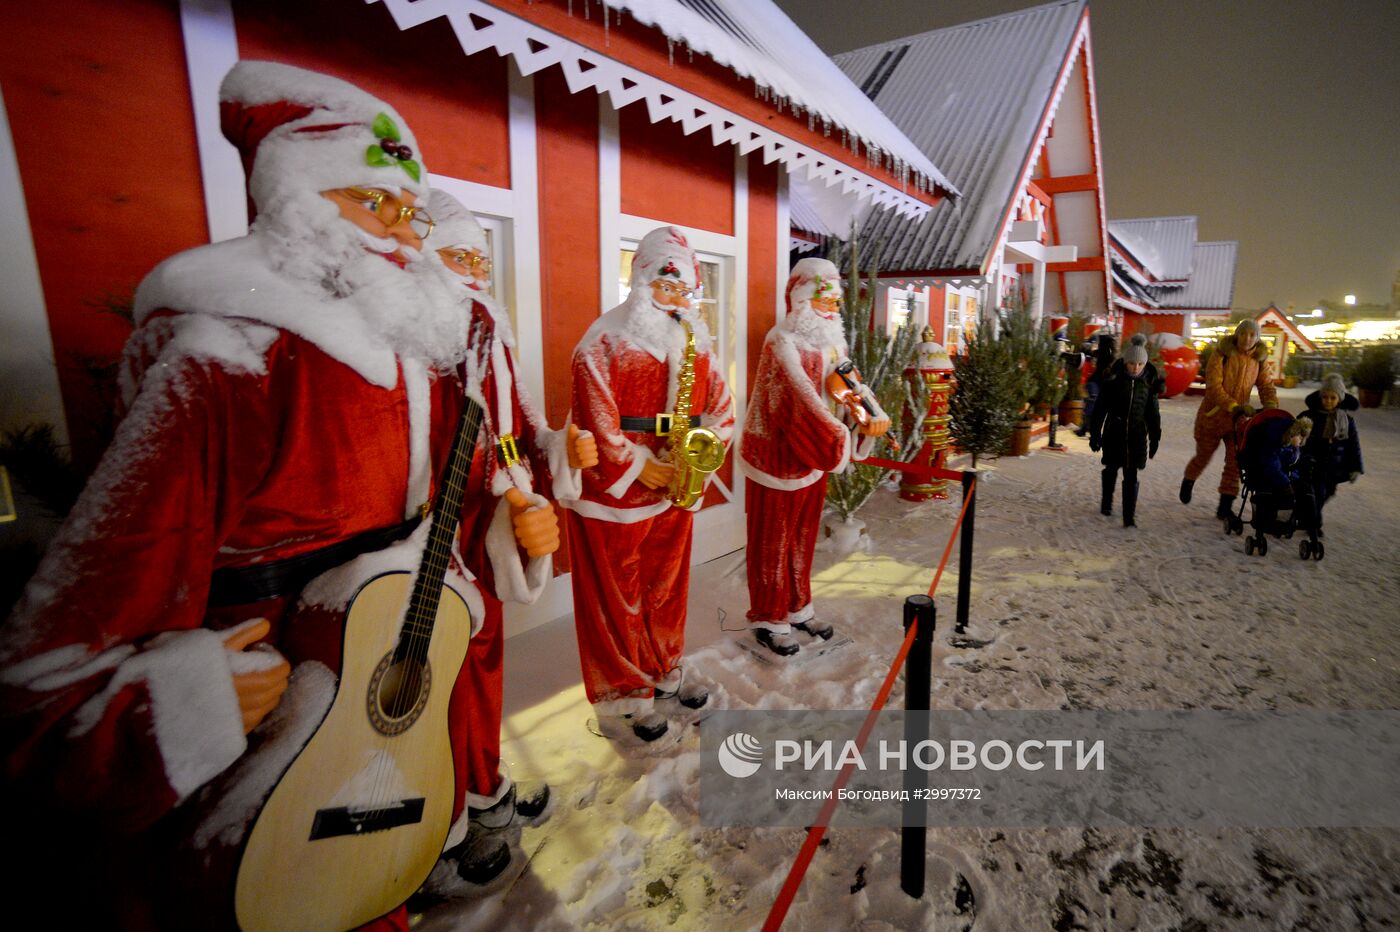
832, 0, 1086, 272
604, 0, 956, 196
1108, 216, 1197, 282
1150, 242, 1238, 310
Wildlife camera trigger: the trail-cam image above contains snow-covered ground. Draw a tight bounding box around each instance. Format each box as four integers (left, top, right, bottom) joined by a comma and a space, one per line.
419, 386, 1400, 930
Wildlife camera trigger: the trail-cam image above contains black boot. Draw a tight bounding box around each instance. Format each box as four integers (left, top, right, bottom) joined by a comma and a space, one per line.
1122, 476, 1139, 527
755, 628, 800, 656
1179, 477, 1194, 504
1216, 493, 1235, 520
1100, 468, 1115, 516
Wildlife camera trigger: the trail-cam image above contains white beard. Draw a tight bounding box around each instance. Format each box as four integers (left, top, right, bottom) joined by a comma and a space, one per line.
619, 289, 712, 358
782, 303, 848, 354
255, 192, 468, 369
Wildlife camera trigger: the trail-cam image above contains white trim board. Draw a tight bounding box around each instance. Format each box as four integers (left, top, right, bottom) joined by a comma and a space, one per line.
371, 0, 932, 221
0, 87, 68, 441
179, 0, 245, 242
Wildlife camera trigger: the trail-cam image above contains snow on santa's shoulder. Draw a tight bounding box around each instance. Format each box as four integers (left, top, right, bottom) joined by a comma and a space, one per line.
134, 237, 401, 387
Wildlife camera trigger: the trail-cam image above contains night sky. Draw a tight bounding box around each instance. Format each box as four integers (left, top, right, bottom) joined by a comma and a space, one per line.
773, 0, 1400, 314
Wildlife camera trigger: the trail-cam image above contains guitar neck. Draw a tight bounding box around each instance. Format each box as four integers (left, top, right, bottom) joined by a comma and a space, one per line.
399, 397, 483, 659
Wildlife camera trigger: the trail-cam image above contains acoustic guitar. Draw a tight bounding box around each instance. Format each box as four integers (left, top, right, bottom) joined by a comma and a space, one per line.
234, 399, 482, 931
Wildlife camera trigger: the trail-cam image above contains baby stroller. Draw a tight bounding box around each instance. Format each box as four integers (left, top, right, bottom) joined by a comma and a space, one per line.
1223, 408, 1324, 560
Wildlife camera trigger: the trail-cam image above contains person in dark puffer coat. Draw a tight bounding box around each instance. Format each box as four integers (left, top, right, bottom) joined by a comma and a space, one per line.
1300, 372, 1364, 529
1074, 333, 1116, 437
1088, 334, 1162, 527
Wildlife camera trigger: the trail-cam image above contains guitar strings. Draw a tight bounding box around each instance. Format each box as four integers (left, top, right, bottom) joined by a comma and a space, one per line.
368, 396, 482, 813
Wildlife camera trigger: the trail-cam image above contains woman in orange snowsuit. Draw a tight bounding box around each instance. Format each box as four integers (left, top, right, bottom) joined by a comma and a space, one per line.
1179, 319, 1278, 518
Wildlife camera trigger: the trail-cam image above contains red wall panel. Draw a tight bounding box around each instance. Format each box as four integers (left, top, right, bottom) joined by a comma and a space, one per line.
534, 69, 600, 429
745, 155, 779, 392
0, 0, 207, 470
233, 0, 510, 190
619, 103, 732, 234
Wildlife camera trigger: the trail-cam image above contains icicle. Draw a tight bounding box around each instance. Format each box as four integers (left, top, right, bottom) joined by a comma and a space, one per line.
567, 0, 573, 15
584, 0, 590, 20
603, 2, 609, 44
667, 37, 674, 67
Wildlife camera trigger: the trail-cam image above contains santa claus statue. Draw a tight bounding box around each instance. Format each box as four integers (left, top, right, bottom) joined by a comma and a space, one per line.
565, 226, 734, 741
738, 257, 889, 656
423, 189, 596, 884
0, 61, 565, 928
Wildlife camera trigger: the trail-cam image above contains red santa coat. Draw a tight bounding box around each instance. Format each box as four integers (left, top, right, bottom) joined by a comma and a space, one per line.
566, 309, 733, 713
0, 241, 540, 926
739, 321, 879, 627
455, 295, 578, 808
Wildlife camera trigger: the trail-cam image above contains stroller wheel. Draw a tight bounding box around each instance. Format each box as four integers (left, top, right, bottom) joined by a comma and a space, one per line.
1245, 537, 1256, 555
1299, 540, 1311, 560
1257, 536, 1268, 556
1313, 540, 1324, 561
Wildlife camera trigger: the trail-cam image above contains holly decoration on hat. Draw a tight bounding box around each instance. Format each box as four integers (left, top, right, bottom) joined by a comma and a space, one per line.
365, 112, 421, 183
659, 260, 681, 278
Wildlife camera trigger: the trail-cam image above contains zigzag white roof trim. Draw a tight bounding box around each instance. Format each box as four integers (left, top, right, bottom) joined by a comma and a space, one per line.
369, 0, 936, 220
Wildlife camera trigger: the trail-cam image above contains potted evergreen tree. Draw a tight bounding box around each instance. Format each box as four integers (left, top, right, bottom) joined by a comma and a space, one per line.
949, 318, 1018, 467
1350, 345, 1397, 408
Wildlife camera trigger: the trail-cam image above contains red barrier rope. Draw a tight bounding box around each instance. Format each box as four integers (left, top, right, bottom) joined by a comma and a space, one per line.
761, 476, 977, 931
858, 455, 963, 484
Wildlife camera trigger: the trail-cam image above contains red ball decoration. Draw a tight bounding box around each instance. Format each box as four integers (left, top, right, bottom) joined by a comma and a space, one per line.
1156, 336, 1199, 398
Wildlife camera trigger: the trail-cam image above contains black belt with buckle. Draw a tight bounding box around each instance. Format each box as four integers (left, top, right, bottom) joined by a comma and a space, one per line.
207, 515, 424, 607
619, 414, 701, 436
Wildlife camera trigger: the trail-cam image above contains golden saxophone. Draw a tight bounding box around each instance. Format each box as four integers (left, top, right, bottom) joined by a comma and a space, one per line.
667, 319, 726, 508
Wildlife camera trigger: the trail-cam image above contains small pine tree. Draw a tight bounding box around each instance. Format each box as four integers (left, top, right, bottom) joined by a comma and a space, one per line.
824, 233, 930, 521
949, 318, 1018, 468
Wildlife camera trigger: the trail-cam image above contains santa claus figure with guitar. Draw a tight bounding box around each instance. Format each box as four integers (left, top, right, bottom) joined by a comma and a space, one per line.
738, 257, 890, 657
0, 62, 588, 930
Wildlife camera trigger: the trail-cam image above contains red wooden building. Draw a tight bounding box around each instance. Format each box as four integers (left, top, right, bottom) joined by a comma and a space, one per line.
0, 0, 955, 632
831, 0, 1110, 351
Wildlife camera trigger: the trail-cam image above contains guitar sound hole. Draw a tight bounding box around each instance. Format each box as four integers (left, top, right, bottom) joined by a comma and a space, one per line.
367, 652, 432, 736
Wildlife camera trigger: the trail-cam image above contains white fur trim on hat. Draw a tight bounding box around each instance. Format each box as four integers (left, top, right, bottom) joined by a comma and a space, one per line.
630, 226, 699, 291
785, 257, 842, 315
428, 189, 489, 255
220, 61, 428, 210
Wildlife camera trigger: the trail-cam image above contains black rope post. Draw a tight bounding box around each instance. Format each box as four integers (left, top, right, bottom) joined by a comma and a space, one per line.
955, 470, 977, 635
900, 594, 935, 899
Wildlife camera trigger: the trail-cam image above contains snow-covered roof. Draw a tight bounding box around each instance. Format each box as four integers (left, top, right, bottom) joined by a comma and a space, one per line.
1149, 241, 1238, 310
1111, 264, 1160, 309
602, 0, 955, 196
370, 0, 956, 219
833, 0, 1088, 272
1108, 216, 1197, 283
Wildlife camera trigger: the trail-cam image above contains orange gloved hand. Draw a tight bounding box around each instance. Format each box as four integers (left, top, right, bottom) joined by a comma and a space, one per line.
860, 416, 892, 438
222, 619, 291, 735
505, 487, 560, 557
638, 459, 676, 490
567, 423, 599, 469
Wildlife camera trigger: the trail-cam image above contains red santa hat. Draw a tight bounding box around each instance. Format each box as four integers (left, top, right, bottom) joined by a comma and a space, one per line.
785, 257, 843, 314
219, 61, 428, 219
630, 226, 699, 292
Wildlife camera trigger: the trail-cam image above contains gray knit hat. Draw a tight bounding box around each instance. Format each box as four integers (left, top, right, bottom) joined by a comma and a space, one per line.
1122, 333, 1149, 365
1234, 319, 1261, 341
1321, 372, 1346, 397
